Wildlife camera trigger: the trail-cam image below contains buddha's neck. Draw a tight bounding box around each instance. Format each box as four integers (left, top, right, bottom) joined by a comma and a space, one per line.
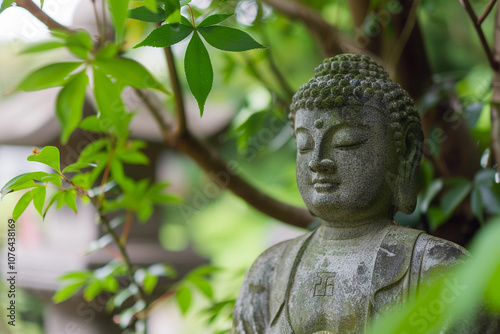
318, 219, 390, 240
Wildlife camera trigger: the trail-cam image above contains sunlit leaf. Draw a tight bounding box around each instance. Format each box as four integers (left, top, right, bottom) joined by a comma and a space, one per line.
185, 31, 213, 116
53, 281, 86, 303
62, 163, 97, 174
144, 0, 157, 12
21, 41, 66, 54
83, 280, 103, 301
65, 189, 78, 214
66, 30, 94, 59
0, 0, 14, 14
198, 26, 265, 51
17, 62, 83, 91
164, 0, 180, 23
106, 0, 129, 42
198, 13, 233, 27
43, 191, 65, 218
56, 71, 89, 144
32, 186, 46, 217
133, 23, 193, 48
27, 146, 61, 173
176, 286, 192, 315
188, 276, 213, 299
1, 172, 49, 198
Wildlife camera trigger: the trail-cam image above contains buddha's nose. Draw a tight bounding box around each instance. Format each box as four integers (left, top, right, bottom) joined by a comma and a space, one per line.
309, 158, 335, 173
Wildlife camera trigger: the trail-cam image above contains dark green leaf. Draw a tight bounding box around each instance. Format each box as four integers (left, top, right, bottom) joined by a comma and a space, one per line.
95, 58, 168, 93
427, 206, 446, 231
471, 186, 484, 224
176, 286, 192, 315
420, 178, 443, 213
12, 190, 34, 220
56, 71, 89, 144
17, 62, 83, 91
65, 189, 78, 214
198, 26, 265, 51
33, 186, 46, 217
62, 163, 97, 173
21, 41, 66, 54
106, 0, 129, 42
180, 0, 191, 5
198, 14, 233, 27
164, 0, 180, 23
129, 6, 165, 22
27, 146, 61, 173
53, 281, 86, 303
184, 31, 213, 116
133, 23, 193, 48
441, 179, 472, 217
1, 172, 49, 198
180, 15, 192, 26
0, 0, 14, 14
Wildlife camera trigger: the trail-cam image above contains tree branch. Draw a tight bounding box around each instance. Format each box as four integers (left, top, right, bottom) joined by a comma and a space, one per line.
478, 0, 498, 25
460, 0, 499, 70
163, 46, 187, 137
491, 4, 500, 173
14, 0, 73, 32
261, 0, 343, 57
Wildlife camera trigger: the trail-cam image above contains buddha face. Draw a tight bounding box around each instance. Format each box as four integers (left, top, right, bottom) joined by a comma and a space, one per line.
295, 105, 399, 223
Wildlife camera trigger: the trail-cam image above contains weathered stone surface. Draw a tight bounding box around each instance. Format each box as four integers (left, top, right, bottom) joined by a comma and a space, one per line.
231, 54, 485, 334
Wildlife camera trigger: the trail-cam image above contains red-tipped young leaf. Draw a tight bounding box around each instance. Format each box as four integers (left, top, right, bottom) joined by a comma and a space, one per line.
198, 26, 265, 52
134, 23, 192, 48
56, 71, 89, 144
184, 31, 213, 116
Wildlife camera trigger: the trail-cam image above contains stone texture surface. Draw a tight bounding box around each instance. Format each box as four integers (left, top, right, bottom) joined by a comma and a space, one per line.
232, 54, 496, 333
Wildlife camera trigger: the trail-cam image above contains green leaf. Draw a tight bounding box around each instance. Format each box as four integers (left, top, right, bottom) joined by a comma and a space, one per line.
441, 179, 472, 217
58, 271, 90, 282
32, 186, 46, 217
427, 206, 446, 231
180, 0, 191, 5
41, 174, 62, 187
27, 146, 61, 173
0, 0, 14, 13
143, 273, 158, 294
12, 190, 34, 220
198, 14, 233, 27
65, 189, 78, 214
129, 5, 165, 22
180, 15, 192, 26
1, 171, 49, 198
62, 163, 97, 173
148, 263, 177, 278
66, 30, 93, 59
106, 0, 129, 42
56, 71, 89, 144
95, 43, 120, 60
420, 178, 443, 213
17, 62, 83, 91
188, 276, 213, 299
144, 0, 157, 12
198, 26, 265, 52
185, 31, 213, 116
21, 41, 66, 54
83, 280, 103, 301
176, 286, 192, 315
53, 281, 86, 303
133, 23, 193, 48
113, 284, 138, 307
95, 58, 168, 93
164, 0, 180, 23
117, 151, 149, 165
137, 203, 153, 222
471, 186, 484, 224
43, 191, 65, 218
80, 116, 110, 133
78, 138, 109, 163
93, 67, 128, 137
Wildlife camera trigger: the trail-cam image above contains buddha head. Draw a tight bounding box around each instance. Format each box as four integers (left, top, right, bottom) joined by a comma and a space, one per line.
290, 54, 423, 223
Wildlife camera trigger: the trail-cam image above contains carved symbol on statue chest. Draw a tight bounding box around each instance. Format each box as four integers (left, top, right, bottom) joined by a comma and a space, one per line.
313, 272, 336, 296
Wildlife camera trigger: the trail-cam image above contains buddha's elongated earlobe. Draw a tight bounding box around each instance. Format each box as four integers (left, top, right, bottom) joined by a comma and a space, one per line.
393, 124, 424, 214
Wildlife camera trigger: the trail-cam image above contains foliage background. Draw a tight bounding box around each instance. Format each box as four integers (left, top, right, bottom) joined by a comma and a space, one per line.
0, 0, 500, 333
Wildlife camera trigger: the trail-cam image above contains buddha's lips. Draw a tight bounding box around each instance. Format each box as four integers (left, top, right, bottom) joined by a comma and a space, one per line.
312, 178, 340, 192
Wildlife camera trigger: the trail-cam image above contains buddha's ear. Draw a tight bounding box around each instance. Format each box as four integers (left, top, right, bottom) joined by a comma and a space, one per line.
393, 123, 424, 214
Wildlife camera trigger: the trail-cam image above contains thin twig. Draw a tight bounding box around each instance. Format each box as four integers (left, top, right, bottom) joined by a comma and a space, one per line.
461, 0, 499, 70
14, 0, 72, 32
91, 0, 103, 42
478, 0, 498, 25
387, 0, 421, 76
134, 89, 171, 142
120, 210, 133, 247
163, 46, 187, 136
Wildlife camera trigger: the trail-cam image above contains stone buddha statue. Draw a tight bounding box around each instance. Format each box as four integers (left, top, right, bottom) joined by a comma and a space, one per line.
231, 54, 472, 333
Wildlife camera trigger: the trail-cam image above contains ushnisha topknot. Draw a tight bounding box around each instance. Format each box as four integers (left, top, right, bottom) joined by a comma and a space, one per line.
290, 54, 422, 155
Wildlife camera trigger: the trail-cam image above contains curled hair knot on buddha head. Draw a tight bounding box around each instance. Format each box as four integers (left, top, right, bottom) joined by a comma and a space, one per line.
289, 54, 422, 157
290, 54, 424, 215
